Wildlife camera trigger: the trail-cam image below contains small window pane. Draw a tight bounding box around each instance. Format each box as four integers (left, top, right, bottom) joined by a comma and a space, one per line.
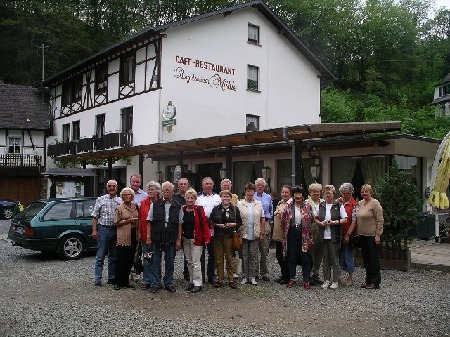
248, 24, 259, 44
247, 65, 259, 90
8, 138, 21, 154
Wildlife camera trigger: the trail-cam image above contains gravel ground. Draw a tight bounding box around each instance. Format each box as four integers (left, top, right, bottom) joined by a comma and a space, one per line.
1, 219, 449, 337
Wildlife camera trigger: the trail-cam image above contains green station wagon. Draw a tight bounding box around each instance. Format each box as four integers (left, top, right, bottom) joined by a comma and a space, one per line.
8, 197, 97, 259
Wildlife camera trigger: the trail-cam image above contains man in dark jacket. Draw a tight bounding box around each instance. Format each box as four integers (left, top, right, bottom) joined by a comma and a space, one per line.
146, 181, 183, 293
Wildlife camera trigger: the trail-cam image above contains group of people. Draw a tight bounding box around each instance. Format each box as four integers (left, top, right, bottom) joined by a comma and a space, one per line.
91, 173, 384, 294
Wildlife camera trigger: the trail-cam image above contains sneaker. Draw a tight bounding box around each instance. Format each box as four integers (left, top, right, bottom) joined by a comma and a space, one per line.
330, 282, 339, 289
250, 278, 258, 285
321, 280, 331, 289
303, 282, 310, 289
287, 280, 296, 288
240, 278, 248, 285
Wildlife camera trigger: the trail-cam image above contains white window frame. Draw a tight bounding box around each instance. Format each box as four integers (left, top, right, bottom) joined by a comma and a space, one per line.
8, 137, 22, 154
247, 65, 259, 91
248, 23, 260, 45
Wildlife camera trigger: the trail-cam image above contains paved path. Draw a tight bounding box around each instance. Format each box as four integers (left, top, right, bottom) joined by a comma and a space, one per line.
410, 239, 450, 272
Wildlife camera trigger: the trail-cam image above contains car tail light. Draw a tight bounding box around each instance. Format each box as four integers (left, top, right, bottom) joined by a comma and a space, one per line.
23, 227, 34, 236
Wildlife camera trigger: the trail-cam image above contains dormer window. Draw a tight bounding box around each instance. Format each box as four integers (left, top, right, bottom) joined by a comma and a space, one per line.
248, 23, 260, 45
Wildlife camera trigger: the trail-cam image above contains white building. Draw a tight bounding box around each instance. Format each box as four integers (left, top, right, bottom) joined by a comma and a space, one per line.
44, 0, 439, 201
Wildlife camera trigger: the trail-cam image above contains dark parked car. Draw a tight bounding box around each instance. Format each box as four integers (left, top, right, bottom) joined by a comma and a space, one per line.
8, 197, 97, 259
0, 199, 18, 219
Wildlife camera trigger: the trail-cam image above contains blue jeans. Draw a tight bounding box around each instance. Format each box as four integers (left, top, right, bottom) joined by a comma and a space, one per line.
150, 243, 175, 288
340, 243, 355, 273
141, 241, 153, 286
94, 226, 117, 284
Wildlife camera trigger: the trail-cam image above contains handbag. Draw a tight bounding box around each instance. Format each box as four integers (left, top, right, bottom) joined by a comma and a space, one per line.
231, 230, 242, 251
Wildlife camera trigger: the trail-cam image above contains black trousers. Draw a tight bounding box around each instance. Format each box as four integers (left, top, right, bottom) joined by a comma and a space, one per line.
360, 235, 381, 285
116, 228, 137, 286
275, 241, 289, 282
201, 237, 215, 282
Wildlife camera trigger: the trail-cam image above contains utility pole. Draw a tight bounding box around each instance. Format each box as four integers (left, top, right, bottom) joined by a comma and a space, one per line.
37, 43, 49, 102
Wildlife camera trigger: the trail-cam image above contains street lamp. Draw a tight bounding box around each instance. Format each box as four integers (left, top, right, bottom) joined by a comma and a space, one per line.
219, 167, 227, 180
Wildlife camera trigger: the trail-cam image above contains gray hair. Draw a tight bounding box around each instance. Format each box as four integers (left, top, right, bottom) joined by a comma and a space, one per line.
161, 181, 174, 190
339, 182, 354, 194
146, 180, 161, 195
120, 187, 135, 199
220, 178, 232, 186
255, 177, 267, 186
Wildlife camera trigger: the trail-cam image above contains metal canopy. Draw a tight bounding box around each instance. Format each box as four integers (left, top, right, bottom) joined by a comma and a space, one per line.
55, 122, 401, 161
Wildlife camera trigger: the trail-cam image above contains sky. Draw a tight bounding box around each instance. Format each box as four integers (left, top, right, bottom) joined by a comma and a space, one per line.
434, 0, 449, 9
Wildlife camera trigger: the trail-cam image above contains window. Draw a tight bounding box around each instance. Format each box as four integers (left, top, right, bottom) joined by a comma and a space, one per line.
95, 114, 105, 138
95, 64, 108, 93
62, 124, 70, 143
120, 54, 135, 85
62, 82, 71, 106
248, 23, 260, 44
247, 65, 259, 91
8, 137, 21, 154
72, 75, 83, 102
246, 114, 259, 132
121, 107, 133, 133
72, 121, 80, 141
43, 203, 74, 221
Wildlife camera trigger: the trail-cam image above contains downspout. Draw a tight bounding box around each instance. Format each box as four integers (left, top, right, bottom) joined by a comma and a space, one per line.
283, 127, 295, 187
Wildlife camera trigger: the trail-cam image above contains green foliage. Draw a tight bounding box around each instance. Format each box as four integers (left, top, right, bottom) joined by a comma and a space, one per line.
54, 156, 131, 168
375, 160, 423, 247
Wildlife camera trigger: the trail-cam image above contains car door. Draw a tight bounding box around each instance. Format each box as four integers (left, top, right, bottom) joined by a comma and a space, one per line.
75, 199, 96, 249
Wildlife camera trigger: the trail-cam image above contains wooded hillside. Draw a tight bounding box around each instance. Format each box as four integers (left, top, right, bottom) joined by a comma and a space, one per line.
1, 0, 449, 138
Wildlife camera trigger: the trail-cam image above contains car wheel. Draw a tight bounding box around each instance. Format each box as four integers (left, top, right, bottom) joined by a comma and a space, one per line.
58, 235, 85, 260
2, 207, 14, 219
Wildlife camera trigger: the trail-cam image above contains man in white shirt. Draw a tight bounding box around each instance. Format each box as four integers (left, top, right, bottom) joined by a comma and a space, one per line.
196, 177, 221, 284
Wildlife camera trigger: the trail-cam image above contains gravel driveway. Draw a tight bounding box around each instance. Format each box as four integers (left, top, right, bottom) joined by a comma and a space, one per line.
0, 219, 449, 337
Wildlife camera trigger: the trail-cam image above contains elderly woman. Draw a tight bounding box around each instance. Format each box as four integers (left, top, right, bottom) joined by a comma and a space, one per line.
114, 187, 139, 290
272, 185, 291, 284
182, 188, 211, 293
281, 186, 313, 289
347, 184, 384, 289
306, 183, 324, 285
237, 182, 265, 285
210, 190, 242, 289
338, 183, 358, 286
139, 181, 160, 290
314, 185, 347, 290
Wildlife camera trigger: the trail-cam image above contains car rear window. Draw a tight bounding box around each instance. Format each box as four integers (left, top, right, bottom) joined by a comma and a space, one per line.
42, 202, 74, 221
76, 199, 96, 218
18, 202, 47, 221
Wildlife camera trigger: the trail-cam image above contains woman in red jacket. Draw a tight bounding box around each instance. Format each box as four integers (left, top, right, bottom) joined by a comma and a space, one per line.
182, 188, 211, 293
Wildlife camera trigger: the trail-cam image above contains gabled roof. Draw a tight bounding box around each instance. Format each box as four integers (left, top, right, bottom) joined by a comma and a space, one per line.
0, 84, 49, 130
43, 0, 335, 85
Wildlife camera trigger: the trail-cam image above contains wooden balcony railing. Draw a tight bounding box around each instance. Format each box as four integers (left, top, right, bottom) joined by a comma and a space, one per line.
0, 154, 43, 168
47, 132, 133, 158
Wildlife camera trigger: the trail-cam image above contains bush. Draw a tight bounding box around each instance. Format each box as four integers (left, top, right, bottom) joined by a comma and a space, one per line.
375, 160, 422, 248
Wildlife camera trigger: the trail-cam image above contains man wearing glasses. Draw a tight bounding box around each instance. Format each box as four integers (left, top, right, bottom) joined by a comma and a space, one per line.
91, 180, 122, 286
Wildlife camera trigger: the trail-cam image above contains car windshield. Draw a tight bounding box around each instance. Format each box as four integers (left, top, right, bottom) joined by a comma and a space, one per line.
17, 202, 47, 221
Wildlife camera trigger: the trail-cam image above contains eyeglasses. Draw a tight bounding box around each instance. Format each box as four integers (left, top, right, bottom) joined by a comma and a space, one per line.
107, 185, 116, 188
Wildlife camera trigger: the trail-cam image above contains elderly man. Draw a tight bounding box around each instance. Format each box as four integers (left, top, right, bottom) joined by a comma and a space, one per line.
91, 180, 122, 286
254, 177, 273, 281
220, 178, 238, 206
129, 173, 148, 205
173, 177, 190, 281
196, 177, 221, 284
147, 181, 183, 293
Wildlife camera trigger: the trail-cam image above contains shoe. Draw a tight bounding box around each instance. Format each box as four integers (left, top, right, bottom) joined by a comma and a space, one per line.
149, 286, 159, 294
191, 286, 202, 293
345, 278, 354, 287
321, 280, 331, 289
233, 273, 240, 279
186, 283, 194, 291
365, 284, 380, 289
303, 282, 310, 289
107, 280, 115, 285
330, 282, 339, 289
261, 275, 270, 282
94, 282, 102, 287
141, 283, 150, 290
214, 281, 223, 288
208, 277, 215, 285
311, 276, 323, 285
240, 278, 248, 285
114, 285, 121, 290
287, 280, 296, 288
360, 282, 368, 289
184, 274, 190, 281
250, 278, 258, 285
165, 285, 176, 293
229, 282, 238, 289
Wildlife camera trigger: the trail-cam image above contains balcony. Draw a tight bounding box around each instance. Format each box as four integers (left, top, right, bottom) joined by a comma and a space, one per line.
0, 154, 43, 168
47, 132, 133, 158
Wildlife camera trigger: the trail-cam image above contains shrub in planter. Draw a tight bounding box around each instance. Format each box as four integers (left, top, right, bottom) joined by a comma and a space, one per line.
374, 160, 422, 249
